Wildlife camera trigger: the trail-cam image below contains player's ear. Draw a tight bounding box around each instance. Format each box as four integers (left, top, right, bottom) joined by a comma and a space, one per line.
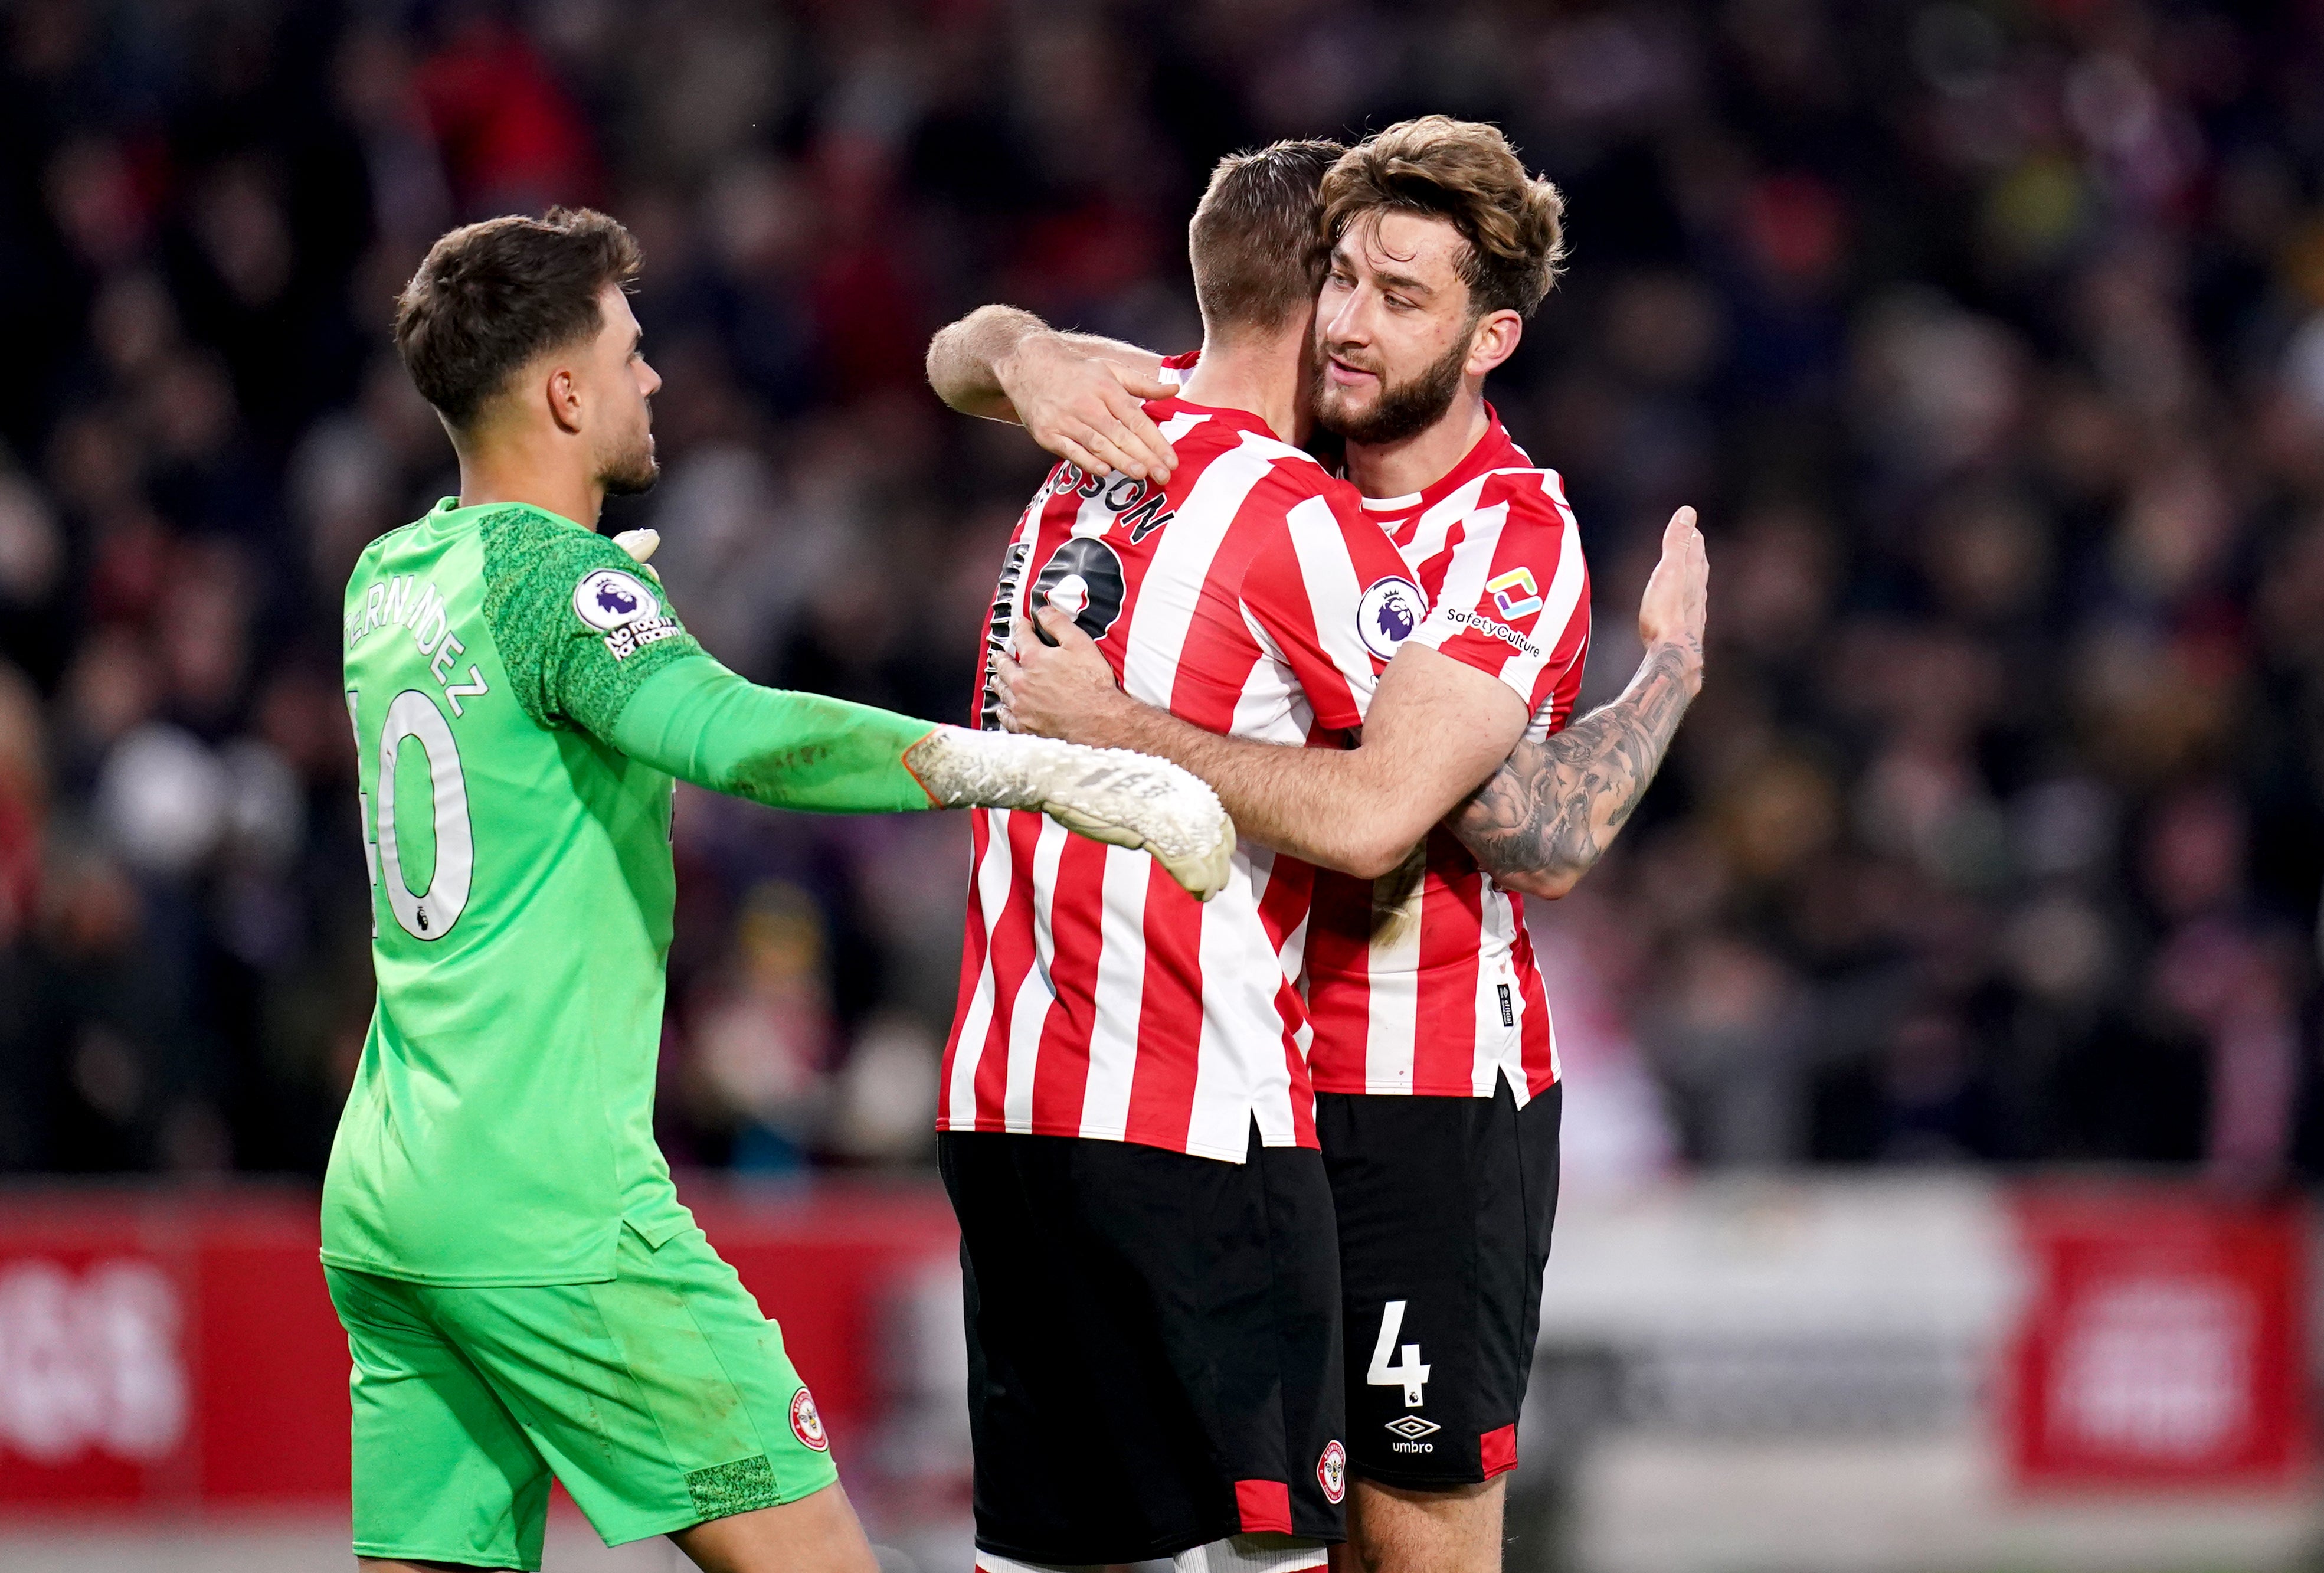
545, 364, 585, 434
1467, 310, 1522, 378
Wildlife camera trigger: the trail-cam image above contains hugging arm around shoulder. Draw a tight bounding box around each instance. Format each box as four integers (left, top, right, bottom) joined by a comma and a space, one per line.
1075, 643, 1526, 878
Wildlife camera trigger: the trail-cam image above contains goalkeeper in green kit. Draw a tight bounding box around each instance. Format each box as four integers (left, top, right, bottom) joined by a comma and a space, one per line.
324, 208, 1232, 1573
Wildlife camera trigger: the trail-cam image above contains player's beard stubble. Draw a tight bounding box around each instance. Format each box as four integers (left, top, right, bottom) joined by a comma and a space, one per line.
1313, 328, 1470, 447
599, 423, 659, 496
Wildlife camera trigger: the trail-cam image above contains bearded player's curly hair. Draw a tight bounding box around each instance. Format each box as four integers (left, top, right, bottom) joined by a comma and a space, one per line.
394, 207, 643, 427
1320, 117, 1567, 319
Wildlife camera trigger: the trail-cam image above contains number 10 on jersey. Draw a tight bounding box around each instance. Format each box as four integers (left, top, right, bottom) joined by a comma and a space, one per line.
347, 688, 475, 942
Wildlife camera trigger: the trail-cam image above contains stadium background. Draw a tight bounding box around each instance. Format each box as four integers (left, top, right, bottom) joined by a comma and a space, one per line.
2, 0, 2322, 1569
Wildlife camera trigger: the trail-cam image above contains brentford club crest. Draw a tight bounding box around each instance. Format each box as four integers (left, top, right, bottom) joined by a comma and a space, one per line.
1317, 1438, 1347, 1504
790, 1386, 829, 1452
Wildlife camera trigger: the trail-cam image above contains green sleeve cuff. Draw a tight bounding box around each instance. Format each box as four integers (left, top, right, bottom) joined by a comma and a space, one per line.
610, 653, 940, 814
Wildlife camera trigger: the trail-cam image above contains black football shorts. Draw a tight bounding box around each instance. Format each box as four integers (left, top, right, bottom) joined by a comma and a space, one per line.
1317, 1079, 1562, 1489
938, 1123, 1348, 1565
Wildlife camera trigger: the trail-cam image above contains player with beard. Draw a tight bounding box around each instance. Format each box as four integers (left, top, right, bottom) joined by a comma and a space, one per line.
325, 207, 1232, 1573
931, 119, 1708, 1571
931, 140, 1455, 1573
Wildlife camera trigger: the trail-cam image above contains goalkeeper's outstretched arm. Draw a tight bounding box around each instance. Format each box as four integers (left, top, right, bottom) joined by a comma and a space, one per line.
604, 652, 1234, 900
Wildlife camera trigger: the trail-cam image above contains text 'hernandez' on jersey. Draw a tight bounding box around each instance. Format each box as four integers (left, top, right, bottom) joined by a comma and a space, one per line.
942, 395, 1416, 1163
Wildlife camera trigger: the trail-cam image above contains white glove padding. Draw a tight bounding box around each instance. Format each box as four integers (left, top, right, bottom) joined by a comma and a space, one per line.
906, 726, 1235, 901
613, 529, 662, 583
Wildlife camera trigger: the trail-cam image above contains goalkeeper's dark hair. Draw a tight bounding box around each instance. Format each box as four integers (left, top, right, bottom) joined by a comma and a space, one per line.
394, 207, 643, 429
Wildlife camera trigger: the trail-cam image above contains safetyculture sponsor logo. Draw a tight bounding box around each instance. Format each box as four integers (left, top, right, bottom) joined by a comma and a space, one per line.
1485, 567, 1543, 620
1357, 576, 1426, 661
574, 568, 660, 630
790, 1386, 829, 1451
1318, 1439, 1348, 1503
1435, 605, 1543, 658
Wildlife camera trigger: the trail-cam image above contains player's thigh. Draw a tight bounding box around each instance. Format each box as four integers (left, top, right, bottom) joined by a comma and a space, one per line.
1341, 1473, 1505, 1573
428, 1224, 840, 1548
327, 1267, 552, 1571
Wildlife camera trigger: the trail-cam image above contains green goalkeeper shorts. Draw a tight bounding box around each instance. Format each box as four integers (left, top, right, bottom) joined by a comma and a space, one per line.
326, 1218, 840, 1569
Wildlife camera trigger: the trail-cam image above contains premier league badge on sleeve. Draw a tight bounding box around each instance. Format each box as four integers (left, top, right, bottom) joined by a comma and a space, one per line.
574, 567, 660, 630
1357, 576, 1426, 660
575, 566, 682, 659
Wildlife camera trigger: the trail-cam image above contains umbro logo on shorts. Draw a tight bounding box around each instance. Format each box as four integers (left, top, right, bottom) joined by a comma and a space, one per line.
1384, 1414, 1441, 1440
789, 1386, 829, 1452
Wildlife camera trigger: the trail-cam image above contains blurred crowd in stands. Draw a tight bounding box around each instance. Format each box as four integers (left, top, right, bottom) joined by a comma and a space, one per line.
4, 0, 2323, 1187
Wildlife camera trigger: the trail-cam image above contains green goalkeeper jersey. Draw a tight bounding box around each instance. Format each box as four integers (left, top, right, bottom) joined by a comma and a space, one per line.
323, 497, 933, 1286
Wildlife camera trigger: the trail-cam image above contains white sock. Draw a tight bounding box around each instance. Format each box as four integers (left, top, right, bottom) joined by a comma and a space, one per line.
972, 1555, 1104, 1573
1171, 1533, 1331, 1573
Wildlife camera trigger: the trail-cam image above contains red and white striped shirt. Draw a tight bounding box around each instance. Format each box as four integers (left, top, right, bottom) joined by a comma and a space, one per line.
1305, 407, 1592, 1103
941, 397, 1415, 1162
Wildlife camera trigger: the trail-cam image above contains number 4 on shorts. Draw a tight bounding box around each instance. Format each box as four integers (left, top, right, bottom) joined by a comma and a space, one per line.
1367, 1299, 1430, 1407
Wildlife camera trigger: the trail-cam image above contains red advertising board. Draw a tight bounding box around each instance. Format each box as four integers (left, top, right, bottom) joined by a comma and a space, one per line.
0, 1180, 959, 1512
2005, 1188, 2309, 1489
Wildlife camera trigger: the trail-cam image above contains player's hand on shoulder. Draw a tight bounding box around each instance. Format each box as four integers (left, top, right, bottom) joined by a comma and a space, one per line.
1638, 505, 1708, 692
1000, 333, 1178, 484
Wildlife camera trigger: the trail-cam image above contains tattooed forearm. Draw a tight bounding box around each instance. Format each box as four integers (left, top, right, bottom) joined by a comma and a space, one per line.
1452, 640, 1700, 898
